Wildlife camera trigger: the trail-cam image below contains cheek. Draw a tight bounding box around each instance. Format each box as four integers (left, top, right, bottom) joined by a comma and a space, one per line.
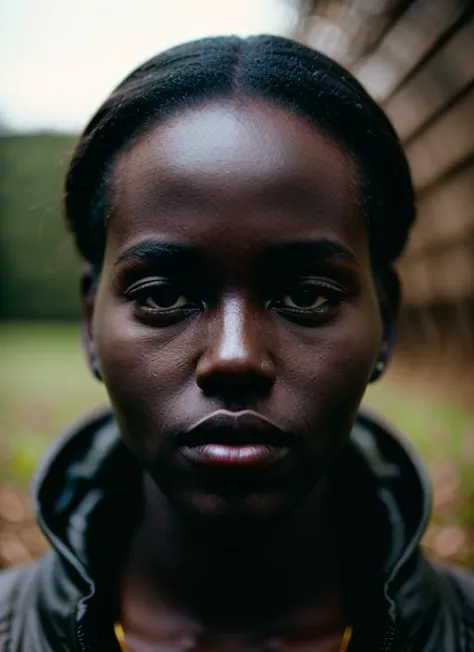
92, 293, 196, 442
329, 302, 381, 385
285, 295, 382, 437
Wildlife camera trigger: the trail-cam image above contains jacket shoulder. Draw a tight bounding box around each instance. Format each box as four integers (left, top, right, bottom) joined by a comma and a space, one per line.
432, 562, 474, 649
0, 563, 41, 650
434, 561, 474, 603
0, 566, 30, 644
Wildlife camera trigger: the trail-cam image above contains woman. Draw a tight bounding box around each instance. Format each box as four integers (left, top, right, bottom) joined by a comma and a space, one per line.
0, 35, 472, 652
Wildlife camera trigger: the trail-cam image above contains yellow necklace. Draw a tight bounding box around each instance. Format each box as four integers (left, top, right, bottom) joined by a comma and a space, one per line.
114, 623, 353, 651
114, 623, 127, 650
340, 626, 353, 652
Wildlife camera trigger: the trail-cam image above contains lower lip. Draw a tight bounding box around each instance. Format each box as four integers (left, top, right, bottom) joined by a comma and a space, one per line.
179, 444, 289, 468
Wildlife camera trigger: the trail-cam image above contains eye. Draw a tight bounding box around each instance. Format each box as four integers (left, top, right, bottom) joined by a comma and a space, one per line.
141, 289, 192, 312
281, 284, 329, 310
125, 278, 200, 321
269, 278, 343, 319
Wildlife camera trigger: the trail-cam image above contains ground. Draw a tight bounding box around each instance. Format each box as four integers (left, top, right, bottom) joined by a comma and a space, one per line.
1, 322, 473, 569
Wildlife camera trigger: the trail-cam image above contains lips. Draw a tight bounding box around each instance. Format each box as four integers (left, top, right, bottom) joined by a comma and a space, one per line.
176, 410, 293, 468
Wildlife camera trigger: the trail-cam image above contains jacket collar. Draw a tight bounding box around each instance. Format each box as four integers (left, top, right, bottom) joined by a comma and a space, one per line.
32, 405, 436, 650
345, 408, 438, 647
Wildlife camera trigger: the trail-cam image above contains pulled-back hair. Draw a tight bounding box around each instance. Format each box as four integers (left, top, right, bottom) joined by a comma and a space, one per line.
64, 34, 415, 271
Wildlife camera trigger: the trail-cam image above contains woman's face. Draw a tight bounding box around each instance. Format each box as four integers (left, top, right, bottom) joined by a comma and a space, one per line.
87, 99, 387, 520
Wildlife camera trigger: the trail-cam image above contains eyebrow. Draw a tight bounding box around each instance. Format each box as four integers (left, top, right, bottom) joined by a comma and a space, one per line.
115, 241, 202, 267
262, 240, 358, 266
115, 238, 358, 268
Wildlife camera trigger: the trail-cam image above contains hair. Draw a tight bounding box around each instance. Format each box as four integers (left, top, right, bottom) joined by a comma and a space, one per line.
64, 34, 415, 273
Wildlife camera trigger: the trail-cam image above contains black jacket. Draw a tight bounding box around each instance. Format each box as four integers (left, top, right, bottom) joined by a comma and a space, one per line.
1, 406, 474, 651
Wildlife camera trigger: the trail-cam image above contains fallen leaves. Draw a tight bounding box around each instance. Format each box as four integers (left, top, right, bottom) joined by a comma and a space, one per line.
0, 484, 47, 568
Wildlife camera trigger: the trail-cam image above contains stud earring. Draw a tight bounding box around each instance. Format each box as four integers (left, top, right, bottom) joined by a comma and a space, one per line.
92, 359, 102, 381
375, 360, 385, 374
370, 359, 385, 382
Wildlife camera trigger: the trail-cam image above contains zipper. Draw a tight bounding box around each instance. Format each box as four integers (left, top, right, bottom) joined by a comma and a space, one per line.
75, 613, 122, 652
379, 624, 396, 652
68, 605, 89, 652
75, 622, 89, 652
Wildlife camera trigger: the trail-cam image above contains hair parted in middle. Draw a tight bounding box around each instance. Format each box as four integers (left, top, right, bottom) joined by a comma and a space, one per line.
64, 34, 415, 272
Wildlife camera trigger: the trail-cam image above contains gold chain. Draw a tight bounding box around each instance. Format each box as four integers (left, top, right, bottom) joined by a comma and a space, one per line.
340, 626, 353, 652
114, 623, 353, 651
114, 622, 127, 650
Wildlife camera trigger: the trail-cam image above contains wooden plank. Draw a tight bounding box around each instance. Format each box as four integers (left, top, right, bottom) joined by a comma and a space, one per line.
400, 244, 474, 304
406, 86, 474, 191
404, 161, 474, 256
383, 18, 474, 140
354, 0, 466, 100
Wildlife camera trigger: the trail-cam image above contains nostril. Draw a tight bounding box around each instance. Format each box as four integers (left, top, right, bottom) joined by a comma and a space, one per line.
196, 371, 274, 401
196, 362, 276, 399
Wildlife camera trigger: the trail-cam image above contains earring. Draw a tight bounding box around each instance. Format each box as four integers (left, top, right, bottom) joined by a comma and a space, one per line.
375, 360, 385, 374
92, 359, 102, 381
370, 359, 385, 382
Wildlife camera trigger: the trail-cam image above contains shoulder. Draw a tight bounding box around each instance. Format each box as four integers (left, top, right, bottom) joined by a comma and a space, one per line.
0, 564, 34, 613
433, 561, 474, 604
0, 561, 44, 649
0, 565, 34, 646
431, 561, 474, 645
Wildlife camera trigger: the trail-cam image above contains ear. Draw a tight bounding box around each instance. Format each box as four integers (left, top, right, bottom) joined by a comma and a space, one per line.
80, 263, 102, 381
370, 266, 400, 383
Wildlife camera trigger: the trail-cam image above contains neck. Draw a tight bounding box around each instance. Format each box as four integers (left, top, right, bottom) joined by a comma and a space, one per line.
123, 474, 344, 629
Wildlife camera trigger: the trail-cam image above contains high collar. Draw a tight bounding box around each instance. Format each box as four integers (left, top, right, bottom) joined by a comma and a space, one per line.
32, 405, 437, 651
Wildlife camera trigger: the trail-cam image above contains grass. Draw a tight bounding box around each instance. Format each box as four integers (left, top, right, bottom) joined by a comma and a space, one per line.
366, 379, 472, 463
1, 322, 473, 566
0, 322, 107, 482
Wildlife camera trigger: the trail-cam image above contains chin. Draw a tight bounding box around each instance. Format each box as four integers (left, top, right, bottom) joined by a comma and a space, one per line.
153, 471, 315, 527
187, 491, 297, 521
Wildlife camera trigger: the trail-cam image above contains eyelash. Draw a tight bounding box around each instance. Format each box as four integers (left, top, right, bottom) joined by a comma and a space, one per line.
124, 277, 345, 324
125, 278, 201, 322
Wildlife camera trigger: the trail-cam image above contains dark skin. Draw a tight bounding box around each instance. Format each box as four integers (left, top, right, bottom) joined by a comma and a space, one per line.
82, 99, 397, 651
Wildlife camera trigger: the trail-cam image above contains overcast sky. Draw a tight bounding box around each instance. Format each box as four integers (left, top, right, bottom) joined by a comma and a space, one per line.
0, 0, 295, 132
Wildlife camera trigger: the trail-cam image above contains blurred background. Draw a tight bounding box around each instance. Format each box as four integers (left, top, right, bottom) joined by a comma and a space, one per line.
1, 0, 474, 569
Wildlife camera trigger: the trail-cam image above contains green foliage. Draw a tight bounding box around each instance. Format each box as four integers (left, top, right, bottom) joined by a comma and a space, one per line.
0, 133, 80, 319
0, 322, 107, 482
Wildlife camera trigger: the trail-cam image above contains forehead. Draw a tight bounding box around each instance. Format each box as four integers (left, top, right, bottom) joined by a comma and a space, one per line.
108, 99, 367, 259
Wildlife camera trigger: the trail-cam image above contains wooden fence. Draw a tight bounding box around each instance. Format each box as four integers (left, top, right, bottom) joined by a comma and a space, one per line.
290, 0, 474, 374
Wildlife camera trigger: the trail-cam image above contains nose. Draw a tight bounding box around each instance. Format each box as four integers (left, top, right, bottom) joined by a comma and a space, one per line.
195, 296, 276, 400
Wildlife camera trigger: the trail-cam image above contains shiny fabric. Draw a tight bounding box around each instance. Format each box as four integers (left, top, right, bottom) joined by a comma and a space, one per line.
1, 406, 473, 651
